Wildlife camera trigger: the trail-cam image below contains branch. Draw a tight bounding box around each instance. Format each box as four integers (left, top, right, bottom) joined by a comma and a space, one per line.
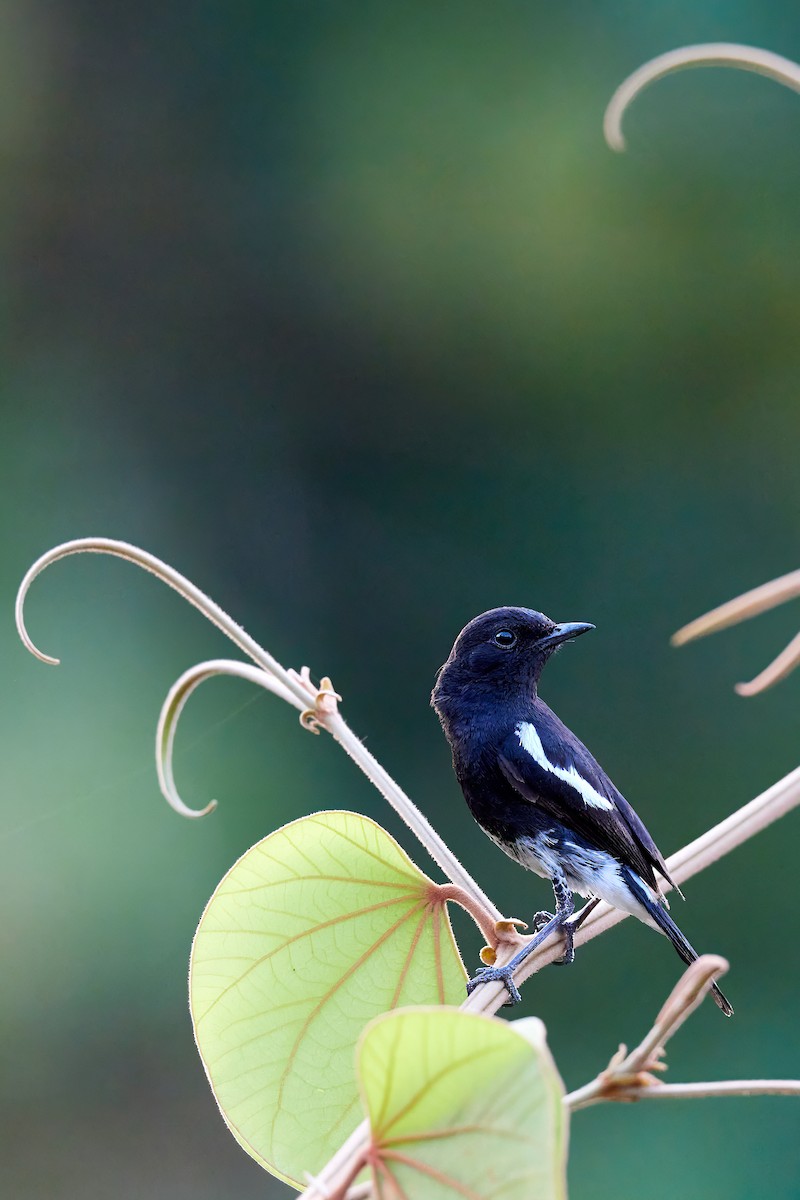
672, 568, 800, 695
604, 43, 800, 152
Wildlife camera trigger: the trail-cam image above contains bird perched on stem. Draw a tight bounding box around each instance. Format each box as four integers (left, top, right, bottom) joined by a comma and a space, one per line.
431, 606, 732, 1015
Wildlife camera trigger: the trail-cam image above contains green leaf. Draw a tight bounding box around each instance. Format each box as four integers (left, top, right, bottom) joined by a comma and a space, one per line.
358, 1009, 568, 1200
190, 810, 465, 1187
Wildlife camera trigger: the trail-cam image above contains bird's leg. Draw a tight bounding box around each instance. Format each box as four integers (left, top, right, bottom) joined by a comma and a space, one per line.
466, 869, 575, 1005
532, 889, 595, 935
550, 872, 575, 965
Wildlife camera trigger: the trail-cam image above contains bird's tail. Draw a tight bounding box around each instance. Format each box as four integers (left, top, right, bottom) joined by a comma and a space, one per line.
623, 868, 733, 1017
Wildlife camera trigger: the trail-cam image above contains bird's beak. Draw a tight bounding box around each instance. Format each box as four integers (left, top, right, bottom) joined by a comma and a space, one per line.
537, 621, 595, 649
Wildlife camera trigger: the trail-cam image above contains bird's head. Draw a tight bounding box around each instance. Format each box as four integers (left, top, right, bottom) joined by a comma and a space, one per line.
432, 606, 594, 715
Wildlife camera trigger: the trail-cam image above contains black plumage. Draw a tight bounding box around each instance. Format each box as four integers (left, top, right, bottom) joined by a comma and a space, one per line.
432, 606, 732, 1015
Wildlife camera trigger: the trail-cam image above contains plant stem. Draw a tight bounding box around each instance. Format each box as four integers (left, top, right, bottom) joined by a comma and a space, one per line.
325, 710, 502, 921
579, 1080, 800, 1106
304, 1124, 372, 1200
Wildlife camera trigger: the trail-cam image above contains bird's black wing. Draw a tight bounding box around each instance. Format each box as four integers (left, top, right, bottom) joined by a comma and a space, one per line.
497, 706, 675, 894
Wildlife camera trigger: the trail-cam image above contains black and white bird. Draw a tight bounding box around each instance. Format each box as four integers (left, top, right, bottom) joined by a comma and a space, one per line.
431, 606, 732, 1015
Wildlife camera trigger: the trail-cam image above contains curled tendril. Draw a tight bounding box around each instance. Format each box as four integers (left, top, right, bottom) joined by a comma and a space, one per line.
672, 568, 800, 695
605, 42, 800, 152
15, 537, 310, 703
157, 659, 306, 817
156, 660, 345, 816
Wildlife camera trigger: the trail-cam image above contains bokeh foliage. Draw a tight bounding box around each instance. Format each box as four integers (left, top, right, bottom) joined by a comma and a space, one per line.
3, 3, 800, 1198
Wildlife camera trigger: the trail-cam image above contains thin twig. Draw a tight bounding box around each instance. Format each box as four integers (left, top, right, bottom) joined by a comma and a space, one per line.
603, 1080, 800, 1102
604, 43, 800, 152
157, 659, 303, 817
303, 1124, 372, 1200
566, 955, 800, 1110
565, 956, 728, 1111
344, 1186, 371, 1200
563, 955, 800, 1113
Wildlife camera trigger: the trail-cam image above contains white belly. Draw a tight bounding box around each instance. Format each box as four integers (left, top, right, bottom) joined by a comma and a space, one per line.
485, 829, 657, 926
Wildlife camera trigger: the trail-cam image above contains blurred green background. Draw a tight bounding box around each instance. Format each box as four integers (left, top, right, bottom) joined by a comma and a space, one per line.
3, 3, 800, 1197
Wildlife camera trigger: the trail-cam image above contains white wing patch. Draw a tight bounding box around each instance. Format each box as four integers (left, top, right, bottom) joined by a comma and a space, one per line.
517, 721, 615, 812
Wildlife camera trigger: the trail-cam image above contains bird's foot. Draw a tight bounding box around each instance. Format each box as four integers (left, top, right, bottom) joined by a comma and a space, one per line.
466, 963, 522, 1007
467, 911, 571, 1004
531, 910, 554, 932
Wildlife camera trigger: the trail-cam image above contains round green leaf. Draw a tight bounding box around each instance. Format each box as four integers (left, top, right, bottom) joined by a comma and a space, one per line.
358, 1008, 568, 1200
190, 810, 465, 1186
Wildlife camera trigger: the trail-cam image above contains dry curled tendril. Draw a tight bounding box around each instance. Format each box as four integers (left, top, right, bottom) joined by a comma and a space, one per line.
604, 42, 800, 152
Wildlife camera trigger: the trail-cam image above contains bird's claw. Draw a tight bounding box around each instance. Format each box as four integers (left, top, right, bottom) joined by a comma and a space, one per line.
532, 910, 554, 931
466, 964, 522, 1007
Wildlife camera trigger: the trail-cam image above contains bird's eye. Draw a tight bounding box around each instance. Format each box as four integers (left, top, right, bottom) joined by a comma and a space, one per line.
494, 630, 517, 648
